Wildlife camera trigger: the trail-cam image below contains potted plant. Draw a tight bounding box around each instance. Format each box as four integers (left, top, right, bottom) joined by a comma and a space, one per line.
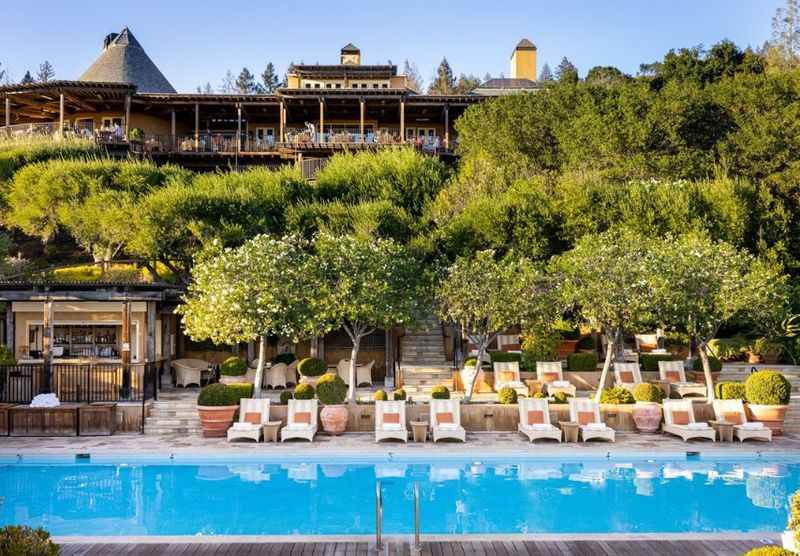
631, 383, 665, 432
748, 337, 784, 365
197, 383, 252, 438
293, 383, 315, 400
782, 490, 800, 553
556, 327, 581, 360
298, 357, 327, 387
497, 386, 518, 404
218, 356, 249, 385
745, 370, 791, 435
316, 373, 348, 435
431, 385, 450, 399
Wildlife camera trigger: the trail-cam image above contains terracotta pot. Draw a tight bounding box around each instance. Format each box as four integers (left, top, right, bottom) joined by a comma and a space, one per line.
197, 405, 238, 438
689, 371, 721, 385
557, 340, 579, 359
746, 404, 789, 436
219, 374, 249, 385
748, 353, 763, 364
320, 404, 348, 435
632, 402, 662, 433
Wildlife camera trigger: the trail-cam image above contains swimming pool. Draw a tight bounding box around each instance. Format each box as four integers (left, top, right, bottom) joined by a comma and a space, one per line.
1, 456, 797, 536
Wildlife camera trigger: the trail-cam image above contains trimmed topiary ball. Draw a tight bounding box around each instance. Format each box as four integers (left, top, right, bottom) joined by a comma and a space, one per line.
373, 389, 388, 401
743, 548, 794, 556
279, 390, 293, 404
532, 392, 546, 399
220, 356, 247, 376
632, 382, 665, 403
497, 386, 518, 404
226, 383, 254, 404
567, 352, 598, 372
430, 385, 450, 399
393, 388, 407, 401
298, 357, 327, 377
746, 370, 791, 405
197, 383, 251, 406
715, 381, 746, 400
0, 525, 59, 556
294, 383, 315, 400
273, 352, 297, 365
600, 386, 635, 404
316, 373, 347, 405
551, 391, 571, 404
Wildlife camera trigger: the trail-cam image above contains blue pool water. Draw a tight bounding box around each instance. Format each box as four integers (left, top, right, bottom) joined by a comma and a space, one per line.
1, 456, 798, 536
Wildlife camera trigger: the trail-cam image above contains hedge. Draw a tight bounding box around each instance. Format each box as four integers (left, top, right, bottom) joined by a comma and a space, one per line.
599, 386, 635, 404
714, 381, 746, 400
640, 353, 677, 373
497, 386, 518, 404
431, 385, 450, 399
567, 352, 598, 372
220, 356, 247, 376
197, 383, 253, 406
294, 383, 315, 400
316, 373, 347, 405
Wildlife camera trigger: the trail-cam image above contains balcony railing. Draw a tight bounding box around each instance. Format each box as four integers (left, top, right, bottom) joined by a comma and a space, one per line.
0, 122, 129, 145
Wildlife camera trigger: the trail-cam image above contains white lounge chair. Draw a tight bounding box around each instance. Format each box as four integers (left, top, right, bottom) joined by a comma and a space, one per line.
536, 361, 576, 397
614, 362, 642, 390
713, 399, 772, 442
635, 334, 659, 352
662, 399, 715, 442
430, 399, 466, 442
172, 358, 211, 388
569, 398, 615, 442
658, 360, 706, 397
375, 400, 408, 443
227, 398, 270, 442
281, 399, 318, 442
264, 362, 288, 390
518, 397, 561, 442
493, 361, 528, 396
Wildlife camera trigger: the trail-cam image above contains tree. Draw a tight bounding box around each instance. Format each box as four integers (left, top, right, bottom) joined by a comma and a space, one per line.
36, 61, 54, 82
436, 250, 557, 401
771, 0, 800, 66
455, 73, 481, 94
311, 234, 420, 401
20, 71, 33, 84
178, 235, 320, 397
235, 67, 256, 94
649, 233, 789, 400
585, 65, 628, 85
403, 60, 424, 92
554, 229, 657, 402
428, 58, 455, 95
555, 57, 579, 84
261, 62, 279, 93
539, 63, 553, 82
220, 70, 235, 93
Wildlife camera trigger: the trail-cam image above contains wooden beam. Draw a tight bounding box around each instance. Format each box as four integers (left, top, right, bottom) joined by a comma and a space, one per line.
61, 92, 96, 113
194, 102, 200, 149
124, 94, 131, 137
0, 290, 164, 302
5, 306, 14, 354
279, 99, 285, 143
58, 93, 64, 138
170, 110, 176, 147
400, 98, 405, 141
4, 97, 9, 136
121, 299, 131, 398
146, 301, 157, 363
319, 98, 324, 143
359, 98, 365, 143
42, 299, 53, 392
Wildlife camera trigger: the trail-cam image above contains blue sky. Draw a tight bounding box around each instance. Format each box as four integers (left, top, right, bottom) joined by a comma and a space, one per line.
1, 0, 784, 92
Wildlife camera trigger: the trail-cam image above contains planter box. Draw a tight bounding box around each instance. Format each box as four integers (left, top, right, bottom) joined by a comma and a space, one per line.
10, 405, 81, 436
79, 403, 117, 436
0, 403, 14, 435
557, 340, 579, 359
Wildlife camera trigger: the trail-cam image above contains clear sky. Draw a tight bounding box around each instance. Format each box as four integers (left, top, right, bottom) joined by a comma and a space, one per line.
0, 0, 784, 92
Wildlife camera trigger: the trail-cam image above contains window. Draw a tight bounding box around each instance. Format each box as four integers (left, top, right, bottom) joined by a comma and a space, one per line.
75, 118, 94, 133
314, 83, 320, 89
305, 83, 312, 89
101, 117, 123, 130
381, 84, 388, 88
325, 84, 332, 89
335, 83, 341, 89
372, 84, 379, 89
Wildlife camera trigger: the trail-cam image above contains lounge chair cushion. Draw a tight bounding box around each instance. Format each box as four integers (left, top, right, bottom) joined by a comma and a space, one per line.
294, 411, 311, 425
723, 411, 743, 425
438, 423, 460, 430
687, 422, 709, 430
671, 410, 690, 425
499, 371, 516, 382
552, 380, 571, 388
619, 371, 635, 383
639, 342, 657, 352
577, 411, 594, 425
383, 412, 400, 424
231, 422, 260, 430
665, 371, 681, 383
530, 423, 553, 430
739, 422, 765, 430
527, 410, 545, 425
585, 423, 607, 431
436, 412, 454, 424
542, 372, 560, 383
244, 412, 261, 425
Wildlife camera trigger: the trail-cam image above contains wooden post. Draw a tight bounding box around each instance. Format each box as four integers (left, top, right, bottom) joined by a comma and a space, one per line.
121, 299, 131, 398
400, 98, 405, 142
319, 98, 324, 143
124, 94, 131, 138
359, 98, 365, 142
4, 97, 10, 137
194, 102, 200, 150
146, 302, 156, 363
444, 104, 450, 149
58, 93, 65, 138
42, 299, 53, 393
5, 305, 14, 354
161, 314, 172, 388
170, 110, 176, 149
384, 328, 394, 389
279, 100, 285, 143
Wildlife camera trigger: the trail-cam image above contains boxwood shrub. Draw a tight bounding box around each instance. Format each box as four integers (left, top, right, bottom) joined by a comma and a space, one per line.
551, 391, 571, 404
632, 382, 665, 403
567, 352, 598, 372
600, 386, 635, 404
714, 381, 746, 400
279, 390, 293, 404
373, 389, 388, 401
745, 370, 791, 405
316, 373, 347, 405
197, 383, 253, 406
431, 385, 450, 399
0, 525, 59, 556
640, 353, 677, 373
273, 352, 297, 365
220, 356, 247, 376
393, 388, 407, 401
298, 357, 326, 377
497, 386, 518, 404
294, 383, 316, 400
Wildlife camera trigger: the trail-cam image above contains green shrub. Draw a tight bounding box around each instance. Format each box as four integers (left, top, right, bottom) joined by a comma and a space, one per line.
521, 329, 559, 365
497, 386, 518, 404
576, 335, 596, 350
294, 383, 316, 400
567, 352, 598, 372
746, 370, 791, 405
298, 357, 327, 377
532, 392, 546, 399
692, 355, 722, 373
640, 353, 676, 373
0, 345, 16, 366
600, 386, 635, 404
273, 352, 296, 365
551, 391, 572, 404
714, 381, 746, 400
632, 382, 665, 403
431, 385, 450, 399
279, 390, 293, 404
220, 356, 247, 376
708, 337, 747, 361
316, 373, 347, 405
749, 337, 785, 360
0, 525, 59, 556
489, 351, 522, 364
789, 489, 800, 548
226, 383, 254, 403
393, 388, 407, 401
198, 383, 251, 406
743, 548, 793, 556
373, 389, 388, 401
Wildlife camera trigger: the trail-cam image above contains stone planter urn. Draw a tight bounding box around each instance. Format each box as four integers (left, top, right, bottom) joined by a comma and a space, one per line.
197, 405, 238, 438
746, 404, 789, 436
320, 405, 349, 435
632, 402, 662, 433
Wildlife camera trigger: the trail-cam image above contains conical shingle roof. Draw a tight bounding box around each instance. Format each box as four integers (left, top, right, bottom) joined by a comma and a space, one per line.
79, 28, 176, 93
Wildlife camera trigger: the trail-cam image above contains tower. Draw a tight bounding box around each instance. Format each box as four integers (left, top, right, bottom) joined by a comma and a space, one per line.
510, 38, 537, 81
340, 43, 361, 65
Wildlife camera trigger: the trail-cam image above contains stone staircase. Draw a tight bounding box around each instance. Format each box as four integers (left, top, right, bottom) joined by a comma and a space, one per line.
143, 389, 202, 435
719, 364, 800, 434
399, 316, 453, 394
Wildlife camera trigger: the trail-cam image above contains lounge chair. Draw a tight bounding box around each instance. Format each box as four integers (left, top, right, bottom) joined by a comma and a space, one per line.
286, 359, 299, 386
569, 398, 615, 442
497, 334, 521, 352
336, 359, 374, 387
518, 397, 561, 442
536, 361, 576, 397
662, 399, 715, 442
264, 362, 288, 390
281, 399, 318, 442
713, 399, 772, 442
614, 362, 642, 390
430, 399, 466, 442
493, 361, 528, 396
635, 334, 659, 352
658, 361, 706, 397
375, 400, 408, 443
227, 398, 270, 442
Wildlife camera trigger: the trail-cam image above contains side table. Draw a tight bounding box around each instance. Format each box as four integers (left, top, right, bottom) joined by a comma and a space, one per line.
410, 420, 428, 443
709, 420, 734, 442
262, 420, 282, 443
559, 421, 580, 443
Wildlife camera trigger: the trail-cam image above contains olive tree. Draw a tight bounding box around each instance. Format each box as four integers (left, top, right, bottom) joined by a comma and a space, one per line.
311, 234, 421, 402
554, 229, 656, 402
177, 235, 319, 397
649, 233, 788, 400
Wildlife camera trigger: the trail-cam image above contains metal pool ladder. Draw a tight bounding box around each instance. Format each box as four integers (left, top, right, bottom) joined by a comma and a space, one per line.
375, 480, 422, 551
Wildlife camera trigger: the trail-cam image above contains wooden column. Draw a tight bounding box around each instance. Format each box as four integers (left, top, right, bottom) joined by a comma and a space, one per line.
161, 313, 172, 388
279, 100, 285, 143
384, 328, 394, 389
444, 104, 450, 149
400, 98, 405, 142
170, 110, 176, 148
146, 302, 157, 363
42, 299, 53, 393
4, 97, 10, 137
194, 102, 200, 150
58, 93, 65, 138
121, 299, 131, 398
318, 98, 324, 143
5, 305, 14, 354
236, 103, 242, 153
359, 98, 365, 142
124, 94, 131, 137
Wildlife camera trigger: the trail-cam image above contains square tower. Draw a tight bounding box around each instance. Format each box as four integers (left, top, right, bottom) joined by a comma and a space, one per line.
510, 38, 537, 81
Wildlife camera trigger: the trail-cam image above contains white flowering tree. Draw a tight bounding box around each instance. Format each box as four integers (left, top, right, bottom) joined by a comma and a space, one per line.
436, 250, 557, 401
311, 234, 421, 402
178, 235, 319, 397
649, 233, 788, 400
554, 229, 656, 402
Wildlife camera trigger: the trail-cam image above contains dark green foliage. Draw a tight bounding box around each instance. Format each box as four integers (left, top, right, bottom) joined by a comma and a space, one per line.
297, 357, 326, 377
745, 370, 791, 405
640, 353, 677, 373
567, 352, 598, 372
708, 337, 748, 361
714, 381, 747, 400
373, 389, 388, 401
279, 390, 293, 404
576, 335, 596, 350
600, 386, 635, 404
430, 385, 450, 399
632, 382, 665, 403
197, 383, 252, 406
393, 388, 407, 401
220, 356, 247, 376
294, 383, 315, 400
789, 490, 800, 548
693, 355, 722, 373
497, 386, 518, 404
225, 383, 253, 404
0, 345, 16, 365
316, 373, 347, 405
489, 351, 522, 364
272, 352, 296, 365
0, 525, 59, 556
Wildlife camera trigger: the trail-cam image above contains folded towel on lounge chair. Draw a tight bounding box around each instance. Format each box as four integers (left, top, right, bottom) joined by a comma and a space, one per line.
528, 423, 554, 430
231, 422, 260, 431
738, 422, 765, 430
585, 423, 607, 431
438, 423, 461, 430
552, 380, 571, 388
382, 423, 403, 430
686, 422, 710, 430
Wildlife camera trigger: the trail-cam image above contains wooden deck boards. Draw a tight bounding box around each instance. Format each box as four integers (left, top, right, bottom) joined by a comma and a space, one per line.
57, 539, 768, 556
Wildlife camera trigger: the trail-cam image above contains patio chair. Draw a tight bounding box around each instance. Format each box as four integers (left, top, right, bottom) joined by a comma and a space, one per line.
375, 400, 408, 443
635, 334, 659, 352
662, 399, 715, 442
614, 362, 643, 390
281, 399, 318, 442
430, 399, 466, 443
497, 334, 521, 352
536, 361, 576, 397
712, 399, 772, 442
264, 362, 288, 390
568, 398, 615, 442
172, 358, 210, 388
493, 361, 527, 396
357, 360, 374, 387
227, 398, 270, 442
518, 397, 562, 443
658, 360, 706, 397
286, 359, 299, 386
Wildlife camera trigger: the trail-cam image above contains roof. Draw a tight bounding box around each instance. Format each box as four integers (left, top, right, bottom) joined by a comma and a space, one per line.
340, 43, 360, 53
288, 64, 397, 79
477, 78, 541, 90
0, 80, 135, 95
79, 28, 176, 94
515, 38, 537, 50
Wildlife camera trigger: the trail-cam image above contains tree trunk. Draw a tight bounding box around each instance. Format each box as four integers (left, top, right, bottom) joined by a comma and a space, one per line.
698, 342, 715, 401
348, 336, 361, 402
594, 331, 616, 403
252, 334, 267, 398
465, 337, 489, 402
